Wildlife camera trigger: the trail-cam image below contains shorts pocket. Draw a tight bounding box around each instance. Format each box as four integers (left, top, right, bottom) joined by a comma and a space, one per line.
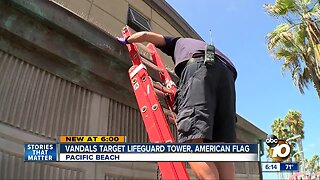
192, 63, 206, 79
176, 107, 194, 133
173, 87, 181, 114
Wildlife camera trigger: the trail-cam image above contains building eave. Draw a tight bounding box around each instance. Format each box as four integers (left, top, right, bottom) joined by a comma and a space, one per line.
143, 0, 202, 39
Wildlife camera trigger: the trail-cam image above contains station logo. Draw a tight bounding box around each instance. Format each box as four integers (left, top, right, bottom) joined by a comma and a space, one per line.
266, 135, 291, 162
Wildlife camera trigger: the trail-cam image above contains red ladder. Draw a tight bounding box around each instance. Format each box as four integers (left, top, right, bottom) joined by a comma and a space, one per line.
121, 26, 190, 180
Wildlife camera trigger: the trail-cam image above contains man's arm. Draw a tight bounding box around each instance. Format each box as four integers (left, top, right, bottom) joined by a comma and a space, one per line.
125, 32, 166, 46
117, 32, 178, 58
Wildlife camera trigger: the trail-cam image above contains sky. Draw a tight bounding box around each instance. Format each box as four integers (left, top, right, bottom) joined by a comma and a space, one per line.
165, 0, 320, 179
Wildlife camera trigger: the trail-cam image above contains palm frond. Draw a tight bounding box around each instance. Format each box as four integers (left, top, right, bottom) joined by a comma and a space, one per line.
296, 24, 308, 45
284, 110, 305, 137
265, 0, 320, 96
267, 23, 291, 50
308, 1, 320, 18
264, 0, 297, 16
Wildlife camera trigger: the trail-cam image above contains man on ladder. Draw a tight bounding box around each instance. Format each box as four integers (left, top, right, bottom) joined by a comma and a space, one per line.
117, 31, 238, 180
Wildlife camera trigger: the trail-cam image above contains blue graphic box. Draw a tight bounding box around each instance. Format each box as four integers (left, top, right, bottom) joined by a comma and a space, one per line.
24, 143, 57, 162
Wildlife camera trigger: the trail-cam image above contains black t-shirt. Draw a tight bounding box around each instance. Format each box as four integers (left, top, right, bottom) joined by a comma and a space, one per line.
156, 36, 237, 79
156, 36, 180, 61
156, 36, 207, 77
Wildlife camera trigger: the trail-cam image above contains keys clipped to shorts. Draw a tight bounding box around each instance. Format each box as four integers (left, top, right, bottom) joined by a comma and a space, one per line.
204, 44, 215, 66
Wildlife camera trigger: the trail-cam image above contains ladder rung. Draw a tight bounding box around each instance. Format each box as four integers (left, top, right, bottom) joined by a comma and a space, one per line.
163, 108, 176, 124
139, 52, 153, 63
168, 116, 175, 124
136, 43, 155, 54
153, 82, 173, 95
141, 58, 163, 73
154, 88, 166, 97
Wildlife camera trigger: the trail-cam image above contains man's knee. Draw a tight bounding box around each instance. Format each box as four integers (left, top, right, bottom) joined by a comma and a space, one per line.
188, 162, 219, 180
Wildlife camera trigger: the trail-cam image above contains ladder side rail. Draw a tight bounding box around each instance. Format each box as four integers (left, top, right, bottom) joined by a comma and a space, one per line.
136, 42, 155, 55
146, 43, 189, 180
128, 66, 174, 143
122, 27, 142, 66
129, 64, 187, 180
141, 58, 163, 75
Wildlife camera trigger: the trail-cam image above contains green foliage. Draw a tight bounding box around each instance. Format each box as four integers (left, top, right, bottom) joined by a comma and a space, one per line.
264, 0, 320, 97
267, 23, 312, 94
267, 23, 291, 50
264, 0, 296, 16
271, 110, 304, 142
306, 155, 320, 175
309, 1, 320, 18
304, 0, 313, 5
270, 110, 304, 164
294, 152, 301, 163
271, 118, 293, 139
284, 110, 305, 138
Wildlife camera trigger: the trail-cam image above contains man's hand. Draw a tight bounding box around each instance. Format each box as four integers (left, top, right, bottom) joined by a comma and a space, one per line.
116, 37, 129, 44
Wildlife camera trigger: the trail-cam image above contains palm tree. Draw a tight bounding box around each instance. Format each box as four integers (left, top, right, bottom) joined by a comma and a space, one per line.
284, 110, 304, 138
270, 117, 292, 179
284, 110, 305, 173
308, 155, 320, 177
315, 163, 320, 178
271, 118, 289, 139
269, 110, 306, 179
264, 0, 320, 97
294, 152, 301, 163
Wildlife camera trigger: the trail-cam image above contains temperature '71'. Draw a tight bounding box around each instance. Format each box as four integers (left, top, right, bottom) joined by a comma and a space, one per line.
285, 164, 294, 170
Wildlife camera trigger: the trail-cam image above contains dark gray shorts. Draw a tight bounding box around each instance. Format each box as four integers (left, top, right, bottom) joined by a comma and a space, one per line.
174, 57, 236, 143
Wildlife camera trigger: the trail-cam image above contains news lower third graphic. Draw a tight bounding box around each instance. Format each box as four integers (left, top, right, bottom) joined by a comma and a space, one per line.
58, 143, 259, 161
24, 135, 260, 162
23, 135, 299, 173
261, 162, 299, 172
59, 136, 126, 143
24, 143, 57, 161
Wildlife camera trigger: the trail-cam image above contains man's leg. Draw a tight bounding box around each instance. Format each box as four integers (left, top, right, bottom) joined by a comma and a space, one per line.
187, 138, 220, 179
208, 59, 236, 179
215, 162, 235, 180
189, 161, 219, 180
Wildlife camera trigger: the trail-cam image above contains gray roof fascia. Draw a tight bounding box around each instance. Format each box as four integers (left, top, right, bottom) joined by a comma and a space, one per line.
143, 0, 202, 39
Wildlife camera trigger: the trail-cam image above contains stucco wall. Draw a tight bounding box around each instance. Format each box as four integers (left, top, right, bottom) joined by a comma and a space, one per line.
53, 0, 178, 71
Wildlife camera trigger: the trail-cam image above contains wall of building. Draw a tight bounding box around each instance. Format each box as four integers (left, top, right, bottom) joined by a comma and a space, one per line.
0, 49, 260, 179
0, 0, 265, 179
53, 0, 180, 71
